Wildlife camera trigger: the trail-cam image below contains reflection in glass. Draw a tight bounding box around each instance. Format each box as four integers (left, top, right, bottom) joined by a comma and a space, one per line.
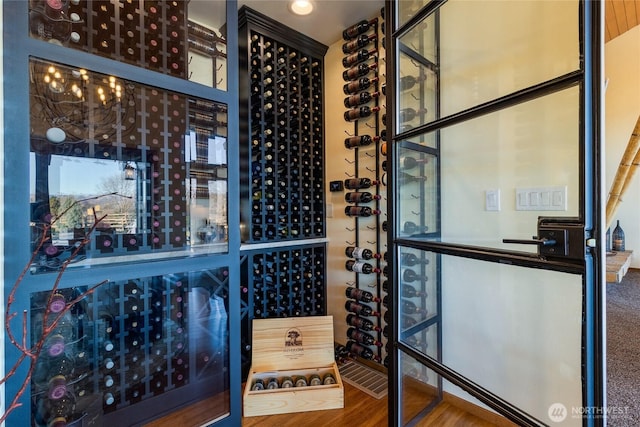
27, 0, 228, 90
29, 58, 228, 272
396, 145, 438, 239
29, 267, 230, 425
399, 351, 439, 425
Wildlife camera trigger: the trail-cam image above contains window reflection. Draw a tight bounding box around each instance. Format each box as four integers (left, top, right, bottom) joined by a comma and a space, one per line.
28, 0, 228, 90
29, 58, 228, 272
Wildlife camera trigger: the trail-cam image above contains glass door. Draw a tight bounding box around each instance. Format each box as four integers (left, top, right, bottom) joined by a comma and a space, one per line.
386, 1, 604, 426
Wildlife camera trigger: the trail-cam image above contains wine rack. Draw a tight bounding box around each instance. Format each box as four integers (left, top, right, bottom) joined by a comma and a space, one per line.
29, 267, 230, 426
240, 243, 327, 377
238, 6, 328, 379
239, 6, 327, 244
27, 0, 227, 86
338, 11, 387, 367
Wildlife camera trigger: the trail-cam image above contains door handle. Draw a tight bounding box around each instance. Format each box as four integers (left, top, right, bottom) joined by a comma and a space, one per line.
501, 216, 585, 260
502, 237, 557, 246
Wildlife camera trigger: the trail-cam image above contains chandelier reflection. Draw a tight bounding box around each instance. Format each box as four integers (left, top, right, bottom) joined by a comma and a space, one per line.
30, 59, 137, 147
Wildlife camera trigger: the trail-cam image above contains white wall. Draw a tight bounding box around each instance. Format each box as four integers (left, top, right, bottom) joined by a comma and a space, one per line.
604, 26, 640, 266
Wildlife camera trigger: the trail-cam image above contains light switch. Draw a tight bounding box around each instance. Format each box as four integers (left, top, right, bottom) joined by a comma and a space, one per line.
485, 189, 500, 211
516, 186, 567, 211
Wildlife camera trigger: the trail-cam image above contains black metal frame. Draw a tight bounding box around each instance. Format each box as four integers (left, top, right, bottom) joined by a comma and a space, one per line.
386, 0, 604, 426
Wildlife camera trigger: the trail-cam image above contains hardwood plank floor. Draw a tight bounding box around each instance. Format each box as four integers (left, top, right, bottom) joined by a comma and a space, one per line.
145, 379, 511, 427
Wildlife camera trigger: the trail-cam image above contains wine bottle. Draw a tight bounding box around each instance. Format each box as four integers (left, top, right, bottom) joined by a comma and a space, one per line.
347, 328, 383, 347
345, 246, 380, 260
400, 156, 430, 170
343, 77, 379, 95
344, 134, 379, 149
383, 281, 428, 298
344, 300, 380, 316
346, 314, 382, 332
344, 206, 381, 217
399, 107, 428, 123
399, 74, 427, 91
402, 268, 428, 283
342, 33, 377, 54
612, 220, 625, 251
34, 391, 76, 427
381, 142, 387, 156
344, 191, 381, 203
401, 299, 427, 315
343, 91, 380, 108
342, 62, 377, 81
344, 177, 379, 189
342, 18, 377, 40
346, 340, 380, 361
345, 259, 380, 274
384, 310, 418, 328
342, 48, 377, 67
345, 286, 381, 303
344, 105, 381, 122
400, 252, 429, 266
401, 221, 428, 235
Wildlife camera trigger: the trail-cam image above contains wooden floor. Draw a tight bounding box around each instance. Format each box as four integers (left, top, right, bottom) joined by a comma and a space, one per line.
146, 380, 506, 427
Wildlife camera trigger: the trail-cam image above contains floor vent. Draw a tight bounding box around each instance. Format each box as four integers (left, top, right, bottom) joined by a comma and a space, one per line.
339, 360, 388, 399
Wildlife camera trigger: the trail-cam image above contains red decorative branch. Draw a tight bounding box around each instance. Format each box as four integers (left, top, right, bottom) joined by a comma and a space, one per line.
0, 193, 123, 424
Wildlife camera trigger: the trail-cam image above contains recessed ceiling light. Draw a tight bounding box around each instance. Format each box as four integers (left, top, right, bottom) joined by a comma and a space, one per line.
289, 0, 314, 16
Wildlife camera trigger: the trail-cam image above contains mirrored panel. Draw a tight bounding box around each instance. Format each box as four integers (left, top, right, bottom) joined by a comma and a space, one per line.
29, 57, 228, 272
28, 0, 228, 89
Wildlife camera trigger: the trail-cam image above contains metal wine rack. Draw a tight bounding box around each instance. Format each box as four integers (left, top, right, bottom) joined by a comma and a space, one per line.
29, 267, 229, 426
340, 11, 387, 366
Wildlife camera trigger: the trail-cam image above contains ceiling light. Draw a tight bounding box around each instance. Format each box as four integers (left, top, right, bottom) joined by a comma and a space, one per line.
289, 0, 314, 16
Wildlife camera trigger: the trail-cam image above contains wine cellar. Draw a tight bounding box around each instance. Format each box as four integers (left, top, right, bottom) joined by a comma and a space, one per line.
2, 1, 605, 426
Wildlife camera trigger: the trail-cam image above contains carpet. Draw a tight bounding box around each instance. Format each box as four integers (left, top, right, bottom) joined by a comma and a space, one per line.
607, 268, 640, 426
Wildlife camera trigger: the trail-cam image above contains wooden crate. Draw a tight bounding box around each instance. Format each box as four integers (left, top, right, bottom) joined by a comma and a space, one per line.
243, 316, 344, 417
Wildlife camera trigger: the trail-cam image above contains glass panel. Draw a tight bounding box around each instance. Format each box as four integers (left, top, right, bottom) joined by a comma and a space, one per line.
397, 247, 438, 355
29, 58, 228, 272
397, 0, 579, 122
396, 17, 437, 131
30, 267, 230, 426
28, 0, 228, 90
399, 351, 439, 425
440, 255, 582, 425
397, 0, 430, 28
396, 144, 438, 238
397, 86, 579, 252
